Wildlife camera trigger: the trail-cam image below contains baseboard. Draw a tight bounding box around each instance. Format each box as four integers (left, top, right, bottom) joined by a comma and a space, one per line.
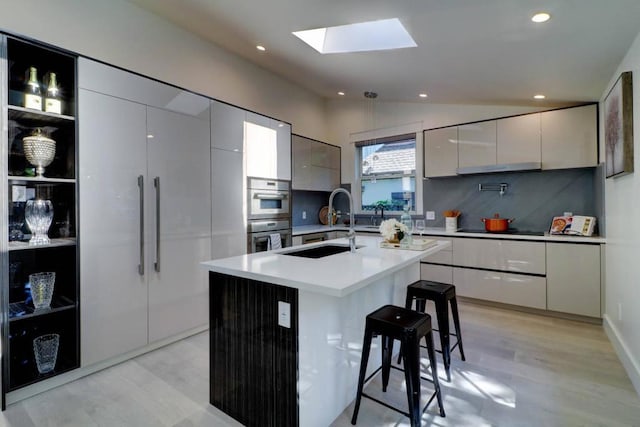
6, 325, 209, 405
603, 314, 640, 397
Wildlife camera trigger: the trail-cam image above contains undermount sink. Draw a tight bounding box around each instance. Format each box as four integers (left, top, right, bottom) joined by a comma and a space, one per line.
358, 225, 380, 230
282, 244, 360, 259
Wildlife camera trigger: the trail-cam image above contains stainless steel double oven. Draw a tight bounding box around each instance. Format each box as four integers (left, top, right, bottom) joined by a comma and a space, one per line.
246, 177, 291, 253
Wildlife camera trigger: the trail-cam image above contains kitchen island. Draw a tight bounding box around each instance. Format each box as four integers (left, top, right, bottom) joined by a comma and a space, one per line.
202, 234, 450, 427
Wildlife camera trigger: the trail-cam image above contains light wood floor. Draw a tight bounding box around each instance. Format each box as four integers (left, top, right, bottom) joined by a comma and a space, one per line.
1, 301, 639, 426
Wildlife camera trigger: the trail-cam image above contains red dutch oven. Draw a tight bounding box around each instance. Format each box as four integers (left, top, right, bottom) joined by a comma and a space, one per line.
481, 213, 514, 232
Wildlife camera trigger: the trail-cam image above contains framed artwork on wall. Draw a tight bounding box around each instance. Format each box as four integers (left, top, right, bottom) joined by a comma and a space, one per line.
604, 71, 634, 178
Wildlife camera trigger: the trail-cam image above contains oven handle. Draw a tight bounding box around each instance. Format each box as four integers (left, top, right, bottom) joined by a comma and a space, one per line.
253, 192, 289, 200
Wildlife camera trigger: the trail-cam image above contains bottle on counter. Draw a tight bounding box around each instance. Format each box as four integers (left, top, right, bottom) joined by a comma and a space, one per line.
400, 204, 413, 246
44, 72, 62, 114
24, 66, 43, 110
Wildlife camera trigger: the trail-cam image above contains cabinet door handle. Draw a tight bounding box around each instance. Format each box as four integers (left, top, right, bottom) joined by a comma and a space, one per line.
154, 176, 160, 272
138, 175, 145, 275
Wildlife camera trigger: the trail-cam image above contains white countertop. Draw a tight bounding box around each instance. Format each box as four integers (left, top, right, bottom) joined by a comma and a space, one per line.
202, 235, 450, 297
293, 224, 606, 244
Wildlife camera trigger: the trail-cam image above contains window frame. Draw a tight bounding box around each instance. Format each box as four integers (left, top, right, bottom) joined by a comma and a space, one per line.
351, 124, 423, 217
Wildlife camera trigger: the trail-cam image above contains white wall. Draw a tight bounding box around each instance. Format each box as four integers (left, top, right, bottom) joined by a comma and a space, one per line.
325, 99, 542, 184
0, 0, 327, 141
602, 30, 640, 395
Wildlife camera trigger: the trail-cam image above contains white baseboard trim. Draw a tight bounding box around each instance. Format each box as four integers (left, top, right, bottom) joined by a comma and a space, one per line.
6, 325, 209, 405
603, 314, 640, 397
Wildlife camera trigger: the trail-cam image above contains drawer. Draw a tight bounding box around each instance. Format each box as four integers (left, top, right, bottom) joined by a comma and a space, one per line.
421, 249, 452, 264
420, 264, 453, 284
453, 267, 546, 309
453, 238, 545, 274
424, 236, 453, 249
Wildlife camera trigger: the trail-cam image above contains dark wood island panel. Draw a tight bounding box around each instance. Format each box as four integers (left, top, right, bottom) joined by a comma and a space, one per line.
209, 272, 299, 426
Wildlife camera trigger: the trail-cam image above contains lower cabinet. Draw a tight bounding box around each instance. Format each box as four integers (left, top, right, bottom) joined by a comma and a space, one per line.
420, 237, 453, 284
453, 268, 546, 310
420, 236, 603, 318
546, 243, 601, 317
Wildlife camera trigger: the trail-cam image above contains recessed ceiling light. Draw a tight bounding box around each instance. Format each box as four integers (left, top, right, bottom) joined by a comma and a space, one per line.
292, 18, 417, 54
256, 45, 266, 51
534, 94, 546, 99
338, 91, 345, 96
531, 12, 551, 23
419, 93, 428, 98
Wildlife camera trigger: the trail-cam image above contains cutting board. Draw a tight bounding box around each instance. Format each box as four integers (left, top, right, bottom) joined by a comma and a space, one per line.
318, 206, 337, 225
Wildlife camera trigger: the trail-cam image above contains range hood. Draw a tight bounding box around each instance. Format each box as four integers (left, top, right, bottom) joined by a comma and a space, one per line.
456, 161, 541, 175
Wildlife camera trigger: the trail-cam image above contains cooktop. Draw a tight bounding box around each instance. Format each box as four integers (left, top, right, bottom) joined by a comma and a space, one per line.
459, 229, 545, 236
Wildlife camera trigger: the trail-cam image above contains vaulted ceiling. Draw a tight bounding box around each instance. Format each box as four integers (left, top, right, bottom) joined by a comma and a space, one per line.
128, 0, 640, 106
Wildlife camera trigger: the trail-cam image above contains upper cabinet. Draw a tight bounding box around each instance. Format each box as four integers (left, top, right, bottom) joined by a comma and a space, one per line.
457, 120, 497, 169
292, 134, 341, 191
211, 100, 244, 152
424, 104, 597, 177
424, 127, 458, 177
541, 104, 598, 170
497, 113, 541, 164
245, 112, 291, 180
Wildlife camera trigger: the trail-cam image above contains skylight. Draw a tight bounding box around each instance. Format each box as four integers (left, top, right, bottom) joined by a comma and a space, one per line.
292, 18, 417, 54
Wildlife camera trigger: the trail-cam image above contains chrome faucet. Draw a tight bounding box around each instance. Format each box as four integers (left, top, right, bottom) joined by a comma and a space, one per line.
328, 188, 356, 253
375, 204, 385, 222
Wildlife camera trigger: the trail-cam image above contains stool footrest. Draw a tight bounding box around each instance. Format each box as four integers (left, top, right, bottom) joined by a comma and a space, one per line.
361, 388, 440, 420
390, 363, 436, 385
420, 338, 462, 355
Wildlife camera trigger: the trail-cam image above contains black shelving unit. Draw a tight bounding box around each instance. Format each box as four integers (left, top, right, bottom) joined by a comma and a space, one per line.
2, 35, 79, 407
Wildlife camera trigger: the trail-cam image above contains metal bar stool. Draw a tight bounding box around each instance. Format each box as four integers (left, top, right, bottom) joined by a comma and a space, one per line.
351, 304, 445, 427
400, 280, 466, 381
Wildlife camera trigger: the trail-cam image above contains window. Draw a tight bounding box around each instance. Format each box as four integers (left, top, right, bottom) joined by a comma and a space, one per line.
357, 133, 416, 213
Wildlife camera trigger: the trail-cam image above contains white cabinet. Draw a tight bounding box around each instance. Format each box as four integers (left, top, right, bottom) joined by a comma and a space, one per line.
211, 100, 244, 152
457, 121, 496, 169
420, 236, 454, 283
79, 59, 211, 366
292, 134, 341, 191
453, 238, 545, 275
276, 121, 292, 181
211, 147, 246, 259
541, 104, 598, 170
497, 114, 541, 164
79, 89, 149, 366
146, 106, 211, 343
424, 127, 458, 177
453, 268, 546, 309
211, 100, 246, 260
292, 135, 313, 189
423, 235, 602, 318
443, 237, 546, 310
546, 243, 601, 317
245, 112, 291, 180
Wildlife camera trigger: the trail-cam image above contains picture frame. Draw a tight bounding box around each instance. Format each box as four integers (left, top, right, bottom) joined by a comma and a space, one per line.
604, 71, 634, 178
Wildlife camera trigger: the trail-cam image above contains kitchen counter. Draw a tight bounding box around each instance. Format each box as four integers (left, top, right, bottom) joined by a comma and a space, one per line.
204, 235, 450, 427
202, 235, 450, 297
293, 224, 606, 244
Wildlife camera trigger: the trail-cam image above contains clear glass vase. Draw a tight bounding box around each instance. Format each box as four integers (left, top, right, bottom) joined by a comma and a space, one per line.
25, 199, 54, 246
33, 333, 60, 374
30, 272, 56, 310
